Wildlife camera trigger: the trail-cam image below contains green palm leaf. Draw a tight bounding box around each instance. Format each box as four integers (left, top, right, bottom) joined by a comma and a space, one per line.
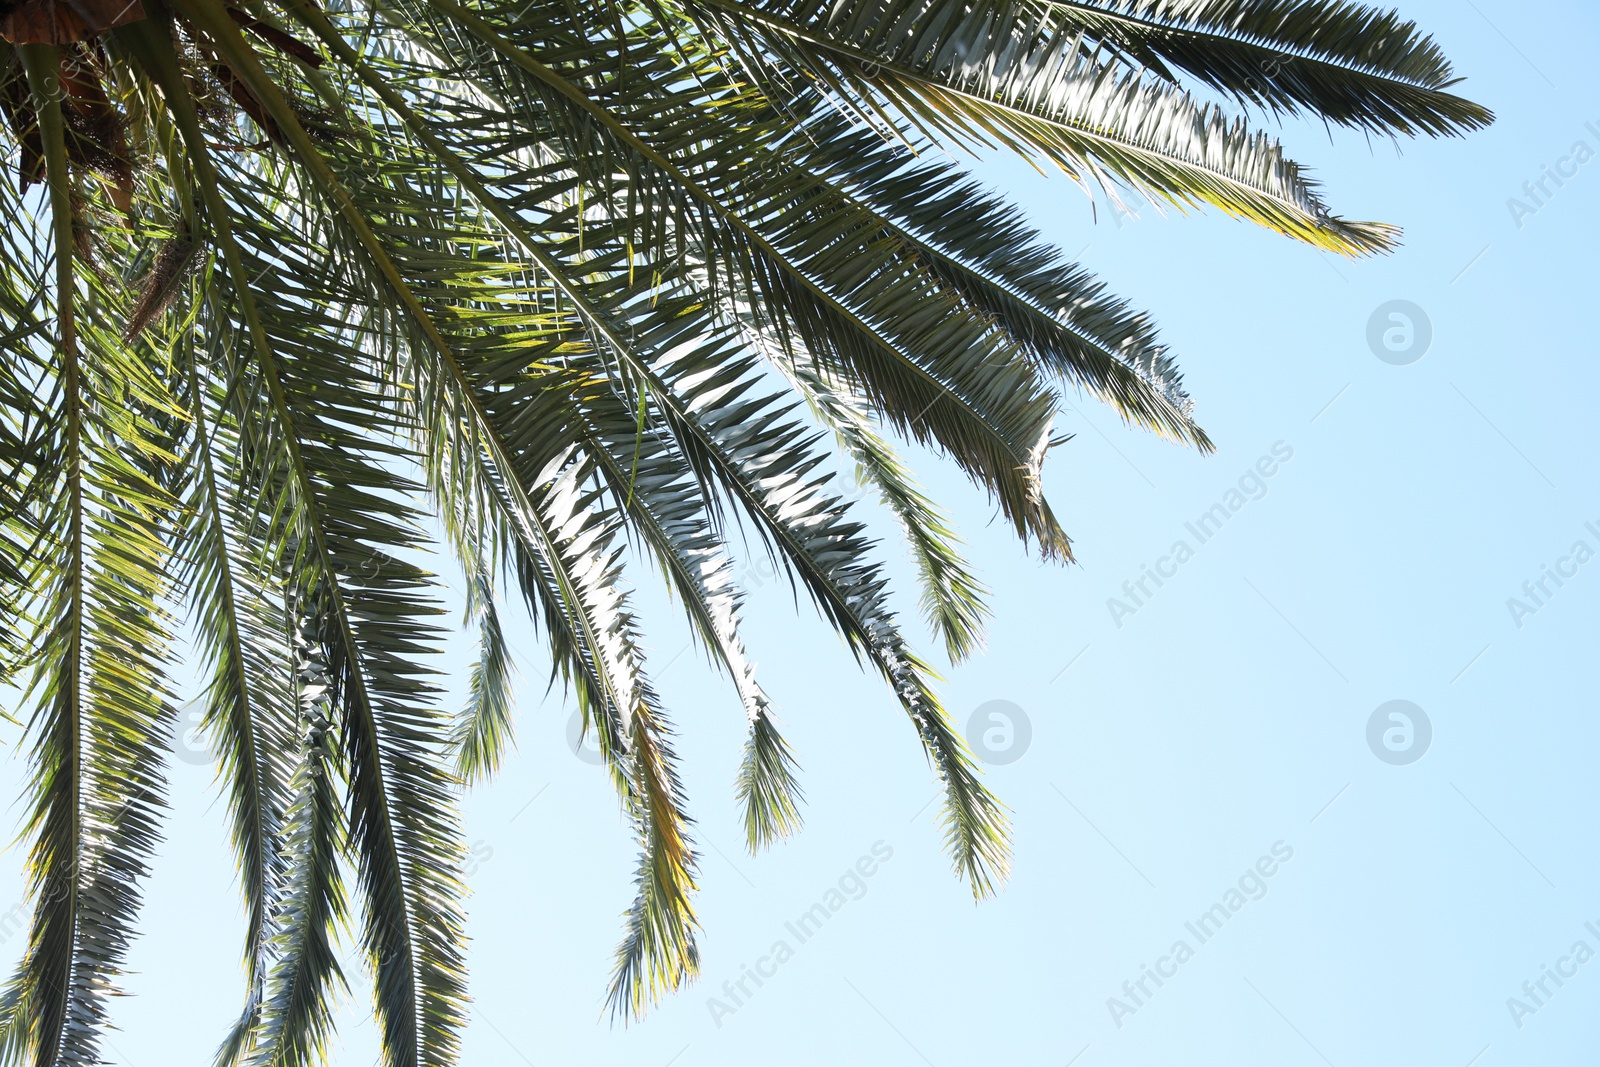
1035, 0, 1494, 136
0, 0, 1486, 1058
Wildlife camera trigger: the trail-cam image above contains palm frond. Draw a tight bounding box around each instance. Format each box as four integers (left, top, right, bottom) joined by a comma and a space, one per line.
453, 573, 517, 783
1037, 0, 1495, 136
0, 0, 1486, 1053
11, 45, 180, 1067
691, 0, 1398, 252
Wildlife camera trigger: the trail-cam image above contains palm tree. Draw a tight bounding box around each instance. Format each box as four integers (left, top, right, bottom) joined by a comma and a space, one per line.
0, 0, 1485, 1062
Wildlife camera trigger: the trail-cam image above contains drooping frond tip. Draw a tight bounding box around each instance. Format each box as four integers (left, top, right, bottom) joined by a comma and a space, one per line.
737, 709, 805, 851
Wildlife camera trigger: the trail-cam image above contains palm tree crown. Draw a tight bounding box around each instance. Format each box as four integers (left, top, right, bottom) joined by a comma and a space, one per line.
0, 0, 1486, 1063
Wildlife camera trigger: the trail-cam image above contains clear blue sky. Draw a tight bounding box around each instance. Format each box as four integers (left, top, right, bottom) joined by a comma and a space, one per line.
4, 1, 1598, 1064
